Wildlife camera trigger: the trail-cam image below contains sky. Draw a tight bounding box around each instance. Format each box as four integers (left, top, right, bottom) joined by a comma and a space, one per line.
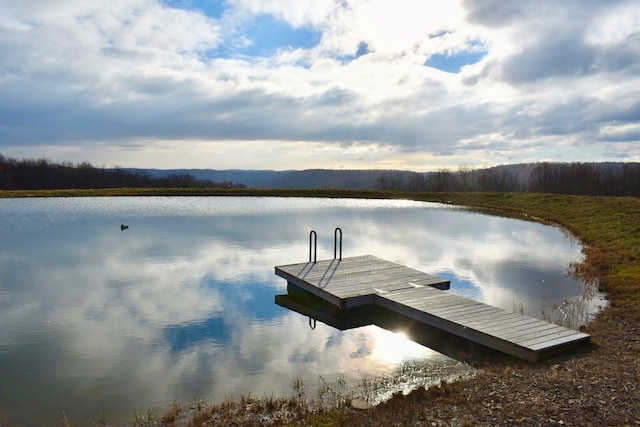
1, 0, 640, 171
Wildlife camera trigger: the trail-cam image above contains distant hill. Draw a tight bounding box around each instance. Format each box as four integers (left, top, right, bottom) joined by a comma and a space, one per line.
260, 169, 402, 189
129, 162, 640, 197
135, 168, 403, 189
135, 169, 292, 188
132, 165, 548, 190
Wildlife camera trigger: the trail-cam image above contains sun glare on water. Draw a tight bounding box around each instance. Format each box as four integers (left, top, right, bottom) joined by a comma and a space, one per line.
370, 328, 438, 364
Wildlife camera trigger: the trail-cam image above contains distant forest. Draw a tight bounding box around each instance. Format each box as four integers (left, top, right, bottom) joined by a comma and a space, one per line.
0, 154, 246, 190
375, 162, 640, 197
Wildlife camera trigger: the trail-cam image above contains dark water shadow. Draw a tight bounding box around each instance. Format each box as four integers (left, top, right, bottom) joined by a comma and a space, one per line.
275, 291, 515, 368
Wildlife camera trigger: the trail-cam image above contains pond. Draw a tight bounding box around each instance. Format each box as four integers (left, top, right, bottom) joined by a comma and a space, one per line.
0, 197, 596, 425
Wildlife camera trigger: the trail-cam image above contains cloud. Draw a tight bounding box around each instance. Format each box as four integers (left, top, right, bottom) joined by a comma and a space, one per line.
1, 0, 640, 169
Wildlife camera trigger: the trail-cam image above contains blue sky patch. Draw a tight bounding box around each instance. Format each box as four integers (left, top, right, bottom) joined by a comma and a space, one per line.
236, 14, 321, 57
162, 0, 226, 19
356, 41, 370, 57
336, 41, 372, 65
426, 50, 486, 73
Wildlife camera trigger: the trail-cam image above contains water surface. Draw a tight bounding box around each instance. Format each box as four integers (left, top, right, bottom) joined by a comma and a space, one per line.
0, 197, 589, 424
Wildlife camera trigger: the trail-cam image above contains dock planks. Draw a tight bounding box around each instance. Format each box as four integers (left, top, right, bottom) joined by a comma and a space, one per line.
275, 255, 590, 362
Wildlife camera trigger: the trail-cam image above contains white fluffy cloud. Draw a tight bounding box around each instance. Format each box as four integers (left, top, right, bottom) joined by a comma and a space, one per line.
1, 0, 639, 169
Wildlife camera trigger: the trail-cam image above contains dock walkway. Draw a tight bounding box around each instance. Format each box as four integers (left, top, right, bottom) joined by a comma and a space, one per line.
275, 255, 590, 362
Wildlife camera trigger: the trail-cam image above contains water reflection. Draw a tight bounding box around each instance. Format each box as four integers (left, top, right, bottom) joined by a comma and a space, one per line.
0, 197, 590, 425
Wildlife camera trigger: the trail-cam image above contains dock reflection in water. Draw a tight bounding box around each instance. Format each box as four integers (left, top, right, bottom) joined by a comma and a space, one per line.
276, 290, 505, 364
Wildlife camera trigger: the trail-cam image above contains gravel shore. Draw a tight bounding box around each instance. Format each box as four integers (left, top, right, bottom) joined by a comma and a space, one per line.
346, 305, 640, 426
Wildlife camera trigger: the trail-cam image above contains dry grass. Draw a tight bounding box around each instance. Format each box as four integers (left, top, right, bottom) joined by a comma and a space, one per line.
159, 402, 182, 426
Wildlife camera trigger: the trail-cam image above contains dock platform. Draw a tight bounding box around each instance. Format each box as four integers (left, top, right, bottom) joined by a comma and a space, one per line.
275, 255, 590, 362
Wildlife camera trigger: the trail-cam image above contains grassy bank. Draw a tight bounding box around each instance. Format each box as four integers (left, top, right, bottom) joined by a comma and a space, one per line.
2, 189, 639, 425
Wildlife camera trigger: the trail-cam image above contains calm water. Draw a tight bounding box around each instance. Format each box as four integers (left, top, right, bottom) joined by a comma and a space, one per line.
0, 197, 590, 424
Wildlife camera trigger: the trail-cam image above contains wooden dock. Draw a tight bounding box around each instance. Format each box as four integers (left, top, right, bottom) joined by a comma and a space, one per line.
275, 255, 590, 362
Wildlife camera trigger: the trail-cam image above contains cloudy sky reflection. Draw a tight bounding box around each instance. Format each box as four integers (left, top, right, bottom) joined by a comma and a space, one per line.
0, 197, 585, 424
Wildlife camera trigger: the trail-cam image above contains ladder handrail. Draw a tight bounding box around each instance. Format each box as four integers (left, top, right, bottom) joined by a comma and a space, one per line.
309, 230, 317, 263
334, 227, 342, 260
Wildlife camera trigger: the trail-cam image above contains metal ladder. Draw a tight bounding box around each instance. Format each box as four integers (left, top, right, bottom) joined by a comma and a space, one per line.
308, 227, 342, 263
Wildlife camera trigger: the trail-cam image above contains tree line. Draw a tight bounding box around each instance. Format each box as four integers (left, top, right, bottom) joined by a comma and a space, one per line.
3, 153, 638, 196
527, 162, 640, 196
376, 166, 520, 192
376, 162, 640, 197
0, 154, 246, 190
